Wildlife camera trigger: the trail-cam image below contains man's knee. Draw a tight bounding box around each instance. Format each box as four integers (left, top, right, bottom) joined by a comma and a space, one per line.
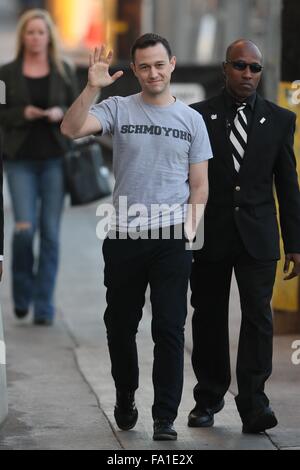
152, 318, 185, 344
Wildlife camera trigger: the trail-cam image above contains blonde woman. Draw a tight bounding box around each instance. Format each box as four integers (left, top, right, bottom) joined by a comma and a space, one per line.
0, 9, 78, 325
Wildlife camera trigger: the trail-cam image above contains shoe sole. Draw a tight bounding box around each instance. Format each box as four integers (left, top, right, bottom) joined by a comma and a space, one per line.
242, 414, 278, 434
153, 434, 178, 441
188, 399, 225, 428
34, 320, 54, 326
188, 417, 214, 428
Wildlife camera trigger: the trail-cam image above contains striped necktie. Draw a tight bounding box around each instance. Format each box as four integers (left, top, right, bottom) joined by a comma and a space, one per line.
230, 103, 248, 173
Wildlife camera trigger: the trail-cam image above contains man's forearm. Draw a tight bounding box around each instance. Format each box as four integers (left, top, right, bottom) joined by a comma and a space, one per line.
185, 185, 209, 235
61, 85, 100, 137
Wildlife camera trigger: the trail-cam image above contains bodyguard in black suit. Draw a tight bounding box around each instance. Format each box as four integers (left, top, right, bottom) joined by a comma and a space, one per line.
188, 40, 300, 433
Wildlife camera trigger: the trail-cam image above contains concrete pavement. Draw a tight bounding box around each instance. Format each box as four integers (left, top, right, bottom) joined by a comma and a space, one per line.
0, 199, 299, 450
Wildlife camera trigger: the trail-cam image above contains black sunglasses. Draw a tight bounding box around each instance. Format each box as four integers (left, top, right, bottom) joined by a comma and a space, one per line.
226, 60, 263, 74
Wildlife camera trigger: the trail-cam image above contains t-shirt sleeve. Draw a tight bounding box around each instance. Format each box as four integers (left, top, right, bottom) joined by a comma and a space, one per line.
189, 113, 213, 164
88, 97, 118, 135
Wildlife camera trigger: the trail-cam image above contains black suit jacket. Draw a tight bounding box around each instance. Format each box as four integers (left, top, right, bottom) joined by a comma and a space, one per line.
0, 128, 3, 258
191, 93, 300, 261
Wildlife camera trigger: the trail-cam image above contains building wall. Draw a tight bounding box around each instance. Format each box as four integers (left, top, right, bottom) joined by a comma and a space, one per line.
145, 0, 281, 100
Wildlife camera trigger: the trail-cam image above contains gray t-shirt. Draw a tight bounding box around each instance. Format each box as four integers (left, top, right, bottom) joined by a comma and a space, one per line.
89, 93, 213, 230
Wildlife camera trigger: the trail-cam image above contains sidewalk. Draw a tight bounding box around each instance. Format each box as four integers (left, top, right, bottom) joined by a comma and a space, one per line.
0, 200, 299, 450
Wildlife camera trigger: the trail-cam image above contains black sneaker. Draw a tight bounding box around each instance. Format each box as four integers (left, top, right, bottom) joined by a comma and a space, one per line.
114, 391, 138, 431
34, 317, 53, 326
153, 419, 177, 441
14, 308, 29, 319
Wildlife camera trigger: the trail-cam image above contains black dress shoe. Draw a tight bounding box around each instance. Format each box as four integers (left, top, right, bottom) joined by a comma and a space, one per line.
14, 308, 29, 319
114, 391, 138, 431
242, 407, 278, 434
153, 420, 177, 441
188, 399, 225, 428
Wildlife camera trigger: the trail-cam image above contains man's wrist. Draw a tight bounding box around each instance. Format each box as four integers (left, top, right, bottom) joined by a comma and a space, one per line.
86, 83, 102, 95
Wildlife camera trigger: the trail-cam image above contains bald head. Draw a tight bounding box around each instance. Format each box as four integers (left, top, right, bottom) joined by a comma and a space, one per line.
223, 39, 263, 100
226, 39, 262, 63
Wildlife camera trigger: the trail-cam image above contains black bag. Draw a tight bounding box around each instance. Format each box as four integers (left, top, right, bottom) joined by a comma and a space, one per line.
64, 138, 112, 206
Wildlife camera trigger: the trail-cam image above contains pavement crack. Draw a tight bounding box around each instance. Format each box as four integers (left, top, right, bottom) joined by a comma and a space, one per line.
59, 308, 124, 450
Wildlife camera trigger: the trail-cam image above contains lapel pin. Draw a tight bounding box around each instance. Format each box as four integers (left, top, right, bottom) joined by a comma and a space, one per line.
260, 117, 266, 124
211, 114, 218, 120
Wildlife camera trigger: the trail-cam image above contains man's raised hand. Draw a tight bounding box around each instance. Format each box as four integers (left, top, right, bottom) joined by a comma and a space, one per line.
88, 45, 124, 90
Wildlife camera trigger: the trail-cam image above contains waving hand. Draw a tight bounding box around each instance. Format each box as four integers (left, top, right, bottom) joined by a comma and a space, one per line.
88, 45, 124, 89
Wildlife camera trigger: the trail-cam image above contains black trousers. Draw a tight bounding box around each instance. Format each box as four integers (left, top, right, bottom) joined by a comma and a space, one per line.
190, 227, 277, 421
102, 228, 192, 421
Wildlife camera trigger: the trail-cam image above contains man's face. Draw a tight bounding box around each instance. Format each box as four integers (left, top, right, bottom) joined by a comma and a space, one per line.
131, 43, 176, 97
223, 43, 263, 99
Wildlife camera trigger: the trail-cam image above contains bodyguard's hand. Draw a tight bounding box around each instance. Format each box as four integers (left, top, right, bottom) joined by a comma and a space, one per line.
24, 105, 46, 121
88, 45, 123, 90
44, 107, 64, 123
184, 223, 196, 244
284, 253, 300, 281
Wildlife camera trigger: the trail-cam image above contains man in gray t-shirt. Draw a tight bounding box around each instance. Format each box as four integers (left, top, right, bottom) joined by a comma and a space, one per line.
89, 94, 212, 230
61, 34, 212, 441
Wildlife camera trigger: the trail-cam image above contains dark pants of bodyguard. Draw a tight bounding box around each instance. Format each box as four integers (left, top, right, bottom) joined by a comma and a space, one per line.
191, 226, 277, 421
102, 226, 193, 421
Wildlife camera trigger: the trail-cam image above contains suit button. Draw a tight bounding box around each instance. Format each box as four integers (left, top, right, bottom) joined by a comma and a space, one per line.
235, 207, 240, 212
235, 186, 241, 192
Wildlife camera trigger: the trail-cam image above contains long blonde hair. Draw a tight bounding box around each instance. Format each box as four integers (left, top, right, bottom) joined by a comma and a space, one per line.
16, 9, 66, 78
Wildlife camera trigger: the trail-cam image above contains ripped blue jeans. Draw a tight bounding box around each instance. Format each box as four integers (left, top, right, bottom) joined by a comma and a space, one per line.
5, 159, 65, 321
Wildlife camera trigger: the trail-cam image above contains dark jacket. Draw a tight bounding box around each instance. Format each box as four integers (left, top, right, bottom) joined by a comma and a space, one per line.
0, 57, 78, 160
0, 129, 3, 258
191, 93, 300, 261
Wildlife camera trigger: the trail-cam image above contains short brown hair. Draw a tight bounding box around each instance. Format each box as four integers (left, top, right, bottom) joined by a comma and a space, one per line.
131, 33, 173, 62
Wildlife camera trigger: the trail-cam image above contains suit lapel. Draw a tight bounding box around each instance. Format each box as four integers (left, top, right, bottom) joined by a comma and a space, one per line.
239, 95, 272, 178
207, 96, 236, 180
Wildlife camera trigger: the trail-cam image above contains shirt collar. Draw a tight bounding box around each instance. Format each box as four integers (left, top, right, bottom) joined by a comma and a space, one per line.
223, 88, 256, 111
